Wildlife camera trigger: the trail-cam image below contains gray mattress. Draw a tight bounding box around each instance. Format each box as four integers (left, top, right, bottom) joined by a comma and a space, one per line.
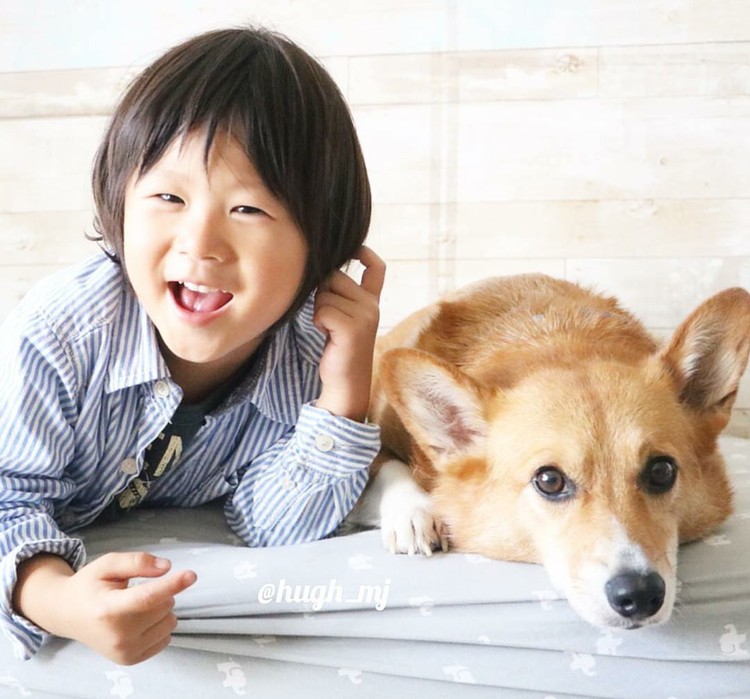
1, 436, 749, 698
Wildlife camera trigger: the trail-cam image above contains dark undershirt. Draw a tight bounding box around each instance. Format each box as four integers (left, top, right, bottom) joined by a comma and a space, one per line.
98, 338, 269, 521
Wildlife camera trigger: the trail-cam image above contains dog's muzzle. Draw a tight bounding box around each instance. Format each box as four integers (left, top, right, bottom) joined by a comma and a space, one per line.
605, 571, 666, 621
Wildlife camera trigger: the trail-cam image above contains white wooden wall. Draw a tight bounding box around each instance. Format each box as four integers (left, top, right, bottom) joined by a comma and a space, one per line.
2, 0, 750, 433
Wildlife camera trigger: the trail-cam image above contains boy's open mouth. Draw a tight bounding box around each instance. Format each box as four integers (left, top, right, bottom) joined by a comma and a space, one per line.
169, 281, 233, 313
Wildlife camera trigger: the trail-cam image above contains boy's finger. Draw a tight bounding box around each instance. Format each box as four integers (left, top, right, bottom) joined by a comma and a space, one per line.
141, 608, 179, 646
313, 303, 355, 337
126, 570, 198, 612
316, 272, 368, 310
89, 551, 172, 582
353, 246, 386, 299
131, 631, 175, 665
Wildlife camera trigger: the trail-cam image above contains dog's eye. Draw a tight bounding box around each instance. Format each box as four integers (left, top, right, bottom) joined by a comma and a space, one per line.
640, 457, 678, 494
532, 466, 575, 501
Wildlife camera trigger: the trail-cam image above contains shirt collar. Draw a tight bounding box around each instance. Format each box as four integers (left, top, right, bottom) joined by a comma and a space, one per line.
222, 297, 324, 426
105, 284, 323, 427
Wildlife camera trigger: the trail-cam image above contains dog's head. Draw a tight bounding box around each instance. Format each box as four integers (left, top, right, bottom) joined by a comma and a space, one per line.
380, 287, 750, 628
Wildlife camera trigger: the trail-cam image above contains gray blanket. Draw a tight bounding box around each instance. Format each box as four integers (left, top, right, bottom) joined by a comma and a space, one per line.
1, 436, 749, 698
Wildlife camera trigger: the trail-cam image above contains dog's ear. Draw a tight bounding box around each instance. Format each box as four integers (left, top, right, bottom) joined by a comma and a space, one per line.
380, 348, 487, 466
660, 288, 750, 415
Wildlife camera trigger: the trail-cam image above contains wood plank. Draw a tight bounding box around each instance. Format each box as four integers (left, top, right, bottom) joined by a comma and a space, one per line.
455, 258, 566, 288
0, 68, 134, 119
600, 43, 750, 98
8, 97, 748, 211
0, 116, 105, 213
567, 257, 750, 328
354, 104, 437, 204
368, 204, 435, 261
456, 97, 750, 201
3, 1, 748, 71
0, 0, 454, 72
378, 260, 434, 331
359, 96, 750, 204
350, 41, 750, 106
456, 0, 750, 51
0, 58, 346, 120
0, 211, 97, 265
454, 199, 750, 258
5, 41, 747, 116
348, 48, 597, 105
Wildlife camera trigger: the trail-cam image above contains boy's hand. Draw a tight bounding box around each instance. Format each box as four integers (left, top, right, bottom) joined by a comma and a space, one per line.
13, 552, 196, 665
66, 552, 197, 665
314, 246, 386, 422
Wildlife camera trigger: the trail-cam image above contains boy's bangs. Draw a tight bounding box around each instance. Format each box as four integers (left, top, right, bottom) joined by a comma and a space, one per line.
134, 44, 282, 198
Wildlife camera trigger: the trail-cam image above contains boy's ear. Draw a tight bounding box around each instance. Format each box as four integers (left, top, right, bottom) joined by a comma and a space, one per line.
380, 348, 487, 468
660, 288, 750, 415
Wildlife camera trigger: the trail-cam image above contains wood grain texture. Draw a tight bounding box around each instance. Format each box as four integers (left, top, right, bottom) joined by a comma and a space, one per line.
1, 1, 749, 431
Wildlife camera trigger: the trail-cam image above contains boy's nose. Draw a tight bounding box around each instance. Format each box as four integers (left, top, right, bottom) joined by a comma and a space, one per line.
176, 209, 228, 260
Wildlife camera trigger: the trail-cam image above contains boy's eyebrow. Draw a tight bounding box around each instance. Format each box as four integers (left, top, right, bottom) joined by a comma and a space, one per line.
135, 167, 184, 184
139, 167, 266, 190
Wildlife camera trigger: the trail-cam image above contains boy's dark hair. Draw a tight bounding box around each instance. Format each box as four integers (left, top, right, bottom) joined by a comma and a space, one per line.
91, 26, 371, 321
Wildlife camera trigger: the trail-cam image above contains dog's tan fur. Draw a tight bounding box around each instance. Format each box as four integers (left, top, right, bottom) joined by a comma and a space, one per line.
359, 274, 750, 627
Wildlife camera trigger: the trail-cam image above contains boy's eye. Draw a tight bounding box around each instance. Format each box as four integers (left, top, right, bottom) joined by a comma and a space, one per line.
233, 205, 264, 215
157, 193, 183, 204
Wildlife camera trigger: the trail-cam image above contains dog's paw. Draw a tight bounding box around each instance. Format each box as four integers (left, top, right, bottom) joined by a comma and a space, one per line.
380, 490, 448, 556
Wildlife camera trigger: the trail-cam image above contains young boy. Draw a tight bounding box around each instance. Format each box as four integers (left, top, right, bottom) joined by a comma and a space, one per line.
0, 27, 385, 665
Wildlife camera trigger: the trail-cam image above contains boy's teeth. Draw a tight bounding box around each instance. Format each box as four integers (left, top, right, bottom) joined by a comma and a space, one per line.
174, 282, 233, 313
183, 281, 220, 294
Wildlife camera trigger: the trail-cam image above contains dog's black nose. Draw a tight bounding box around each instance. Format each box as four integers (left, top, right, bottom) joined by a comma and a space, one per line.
605, 571, 665, 620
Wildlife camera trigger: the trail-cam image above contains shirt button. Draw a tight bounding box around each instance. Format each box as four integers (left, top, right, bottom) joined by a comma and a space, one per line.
315, 434, 335, 452
282, 477, 297, 491
154, 380, 170, 398
120, 458, 138, 475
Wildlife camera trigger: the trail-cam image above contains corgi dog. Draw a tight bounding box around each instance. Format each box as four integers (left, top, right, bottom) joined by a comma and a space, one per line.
349, 275, 750, 629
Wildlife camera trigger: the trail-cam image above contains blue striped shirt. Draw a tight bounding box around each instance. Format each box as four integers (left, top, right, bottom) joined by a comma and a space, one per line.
0, 254, 380, 659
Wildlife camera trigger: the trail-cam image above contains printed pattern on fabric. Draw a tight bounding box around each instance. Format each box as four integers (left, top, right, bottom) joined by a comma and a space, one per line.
0, 436, 748, 695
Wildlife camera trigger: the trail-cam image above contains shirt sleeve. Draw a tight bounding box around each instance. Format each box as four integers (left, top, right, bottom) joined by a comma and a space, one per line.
225, 403, 380, 547
0, 309, 87, 659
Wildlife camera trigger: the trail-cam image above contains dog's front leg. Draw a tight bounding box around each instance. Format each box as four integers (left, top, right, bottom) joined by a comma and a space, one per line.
346, 456, 448, 555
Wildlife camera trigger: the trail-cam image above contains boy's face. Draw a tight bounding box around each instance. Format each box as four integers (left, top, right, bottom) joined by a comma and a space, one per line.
123, 129, 308, 391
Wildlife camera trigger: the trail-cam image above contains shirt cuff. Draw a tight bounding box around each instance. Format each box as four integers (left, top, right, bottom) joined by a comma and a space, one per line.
0, 536, 85, 660
294, 402, 381, 478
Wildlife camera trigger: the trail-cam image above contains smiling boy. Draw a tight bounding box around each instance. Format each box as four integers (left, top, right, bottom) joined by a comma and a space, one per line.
0, 27, 384, 665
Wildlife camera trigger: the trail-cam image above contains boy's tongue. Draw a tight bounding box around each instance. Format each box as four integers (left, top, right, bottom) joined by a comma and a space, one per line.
177, 284, 233, 313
